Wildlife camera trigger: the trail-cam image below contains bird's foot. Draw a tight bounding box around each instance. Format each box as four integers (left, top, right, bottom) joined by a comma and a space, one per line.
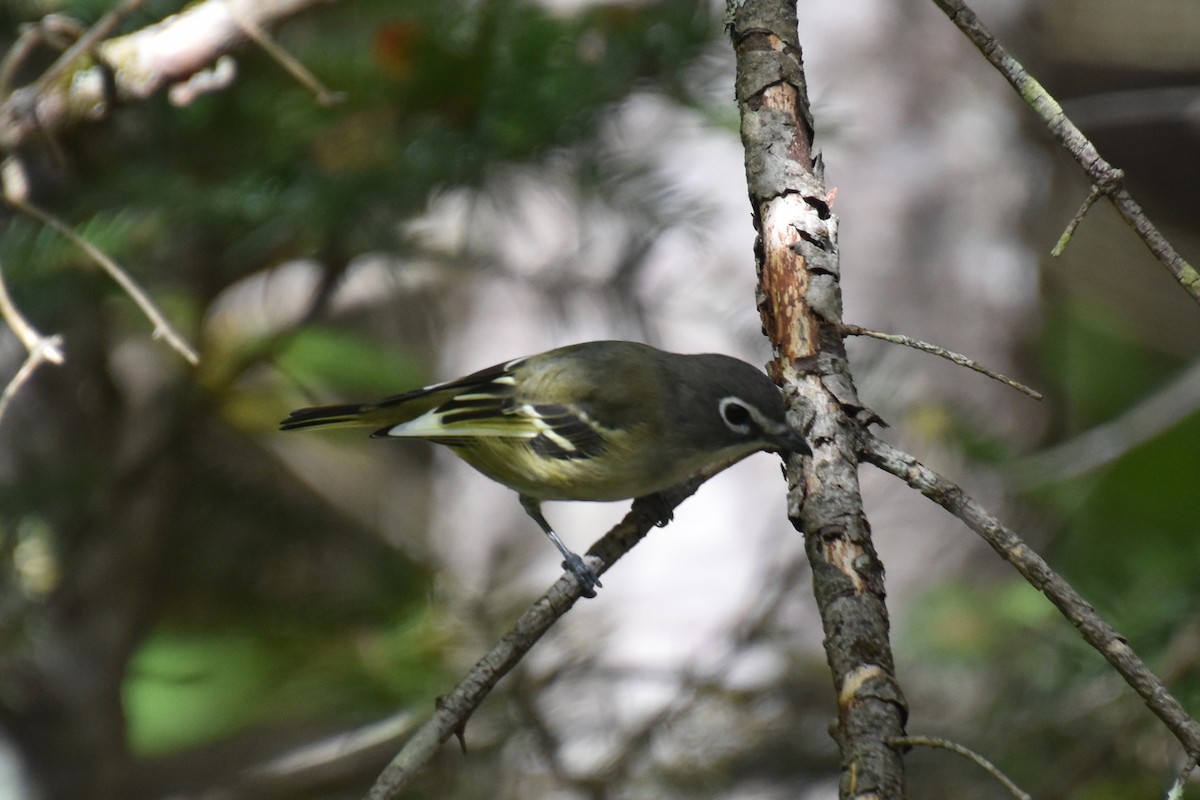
561, 553, 601, 599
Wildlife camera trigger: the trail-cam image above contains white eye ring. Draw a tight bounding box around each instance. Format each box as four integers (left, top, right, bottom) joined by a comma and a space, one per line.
719, 397, 753, 435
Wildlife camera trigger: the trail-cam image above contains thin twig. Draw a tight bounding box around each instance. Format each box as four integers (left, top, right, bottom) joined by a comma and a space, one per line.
232, 8, 345, 106
0, 15, 86, 95
0, 0, 339, 151
841, 323, 1042, 400
10, 196, 200, 366
0, 254, 64, 424
1166, 753, 1198, 800
0, 336, 65, 424
1051, 183, 1105, 257
891, 735, 1030, 800
863, 434, 1200, 759
0, 255, 56, 356
32, 0, 149, 97
930, 0, 1200, 304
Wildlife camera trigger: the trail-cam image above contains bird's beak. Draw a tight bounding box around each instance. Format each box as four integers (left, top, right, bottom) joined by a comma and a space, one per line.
769, 428, 811, 456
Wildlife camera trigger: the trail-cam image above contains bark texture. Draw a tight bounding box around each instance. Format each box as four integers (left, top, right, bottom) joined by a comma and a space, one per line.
729, 1, 908, 796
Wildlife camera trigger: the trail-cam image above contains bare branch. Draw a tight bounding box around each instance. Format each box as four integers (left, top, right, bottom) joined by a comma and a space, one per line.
930, 0, 1200, 304
0, 15, 86, 96
1167, 754, 1198, 800
0, 254, 64, 425
363, 475, 711, 800
173, 712, 419, 800
840, 323, 1042, 400
863, 434, 1200, 759
0, 0, 340, 150
891, 735, 1030, 800
231, 7, 345, 106
29, 0, 149, 100
0, 336, 65, 425
1050, 183, 1105, 257
7, 187, 199, 366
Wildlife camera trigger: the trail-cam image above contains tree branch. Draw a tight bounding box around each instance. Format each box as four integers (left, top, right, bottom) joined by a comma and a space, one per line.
863, 434, 1200, 759
930, 0, 1200, 305
891, 735, 1030, 800
7, 188, 200, 366
728, 2, 907, 797
362, 475, 711, 800
1167, 753, 1198, 800
840, 323, 1043, 400
0, 253, 64, 425
26, 0, 149, 101
0, 0, 339, 150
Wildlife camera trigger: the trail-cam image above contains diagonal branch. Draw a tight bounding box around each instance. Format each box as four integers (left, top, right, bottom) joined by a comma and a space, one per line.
891, 735, 1031, 800
930, 0, 1200, 304
230, 7, 345, 106
840, 323, 1043, 400
863, 434, 1200, 758
362, 474, 711, 800
10, 193, 200, 366
0, 0, 340, 150
27, 0, 149, 101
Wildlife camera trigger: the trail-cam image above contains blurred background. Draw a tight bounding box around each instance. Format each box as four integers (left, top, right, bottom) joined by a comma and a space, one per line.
1, 0, 1199, 798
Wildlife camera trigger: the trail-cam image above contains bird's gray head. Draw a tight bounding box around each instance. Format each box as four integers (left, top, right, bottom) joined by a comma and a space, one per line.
680, 354, 810, 456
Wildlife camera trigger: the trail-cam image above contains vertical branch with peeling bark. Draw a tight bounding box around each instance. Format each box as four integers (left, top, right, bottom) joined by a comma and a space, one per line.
728, 1, 908, 797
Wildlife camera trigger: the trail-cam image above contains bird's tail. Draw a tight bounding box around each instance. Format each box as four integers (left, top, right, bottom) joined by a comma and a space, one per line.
279, 403, 375, 431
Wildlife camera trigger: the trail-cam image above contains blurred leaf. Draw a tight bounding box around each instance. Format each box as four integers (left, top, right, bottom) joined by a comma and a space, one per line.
1040, 298, 1180, 430
124, 610, 447, 755
125, 629, 280, 754
1032, 297, 1200, 631
902, 579, 1056, 665
276, 326, 427, 397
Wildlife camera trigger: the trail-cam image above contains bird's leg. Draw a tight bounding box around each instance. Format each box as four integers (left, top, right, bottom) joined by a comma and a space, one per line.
632, 492, 675, 528
518, 495, 601, 598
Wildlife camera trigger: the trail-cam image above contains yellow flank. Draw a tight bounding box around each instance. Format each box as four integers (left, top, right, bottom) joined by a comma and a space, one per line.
448, 423, 645, 501
447, 424, 769, 502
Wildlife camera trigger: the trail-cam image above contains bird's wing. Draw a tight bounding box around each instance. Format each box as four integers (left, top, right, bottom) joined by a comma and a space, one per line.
377, 358, 608, 459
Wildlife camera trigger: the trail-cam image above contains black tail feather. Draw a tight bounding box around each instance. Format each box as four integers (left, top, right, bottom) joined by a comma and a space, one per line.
279, 403, 368, 431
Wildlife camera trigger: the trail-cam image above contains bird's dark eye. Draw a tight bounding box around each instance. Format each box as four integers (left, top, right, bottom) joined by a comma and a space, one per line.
723, 402, 751, 426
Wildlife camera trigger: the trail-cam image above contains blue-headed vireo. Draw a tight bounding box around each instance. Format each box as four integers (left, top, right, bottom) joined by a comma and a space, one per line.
281, 340, 809, 597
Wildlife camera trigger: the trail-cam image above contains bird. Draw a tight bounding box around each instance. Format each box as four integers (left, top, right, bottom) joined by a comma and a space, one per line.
280, 340, 809, 598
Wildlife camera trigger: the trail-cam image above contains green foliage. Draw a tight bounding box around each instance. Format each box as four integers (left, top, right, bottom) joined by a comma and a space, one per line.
902, 579, 1056, 667
1040, 299, 1181, 430
43, 0, 719, 283
1034, 298, 1200, 620
126, 629, 293, 754
275, 326, 428, 397
125, 610, 448, 754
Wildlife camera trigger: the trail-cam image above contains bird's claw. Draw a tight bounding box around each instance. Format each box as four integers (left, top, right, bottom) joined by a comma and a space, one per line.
561, 553, 601, 599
